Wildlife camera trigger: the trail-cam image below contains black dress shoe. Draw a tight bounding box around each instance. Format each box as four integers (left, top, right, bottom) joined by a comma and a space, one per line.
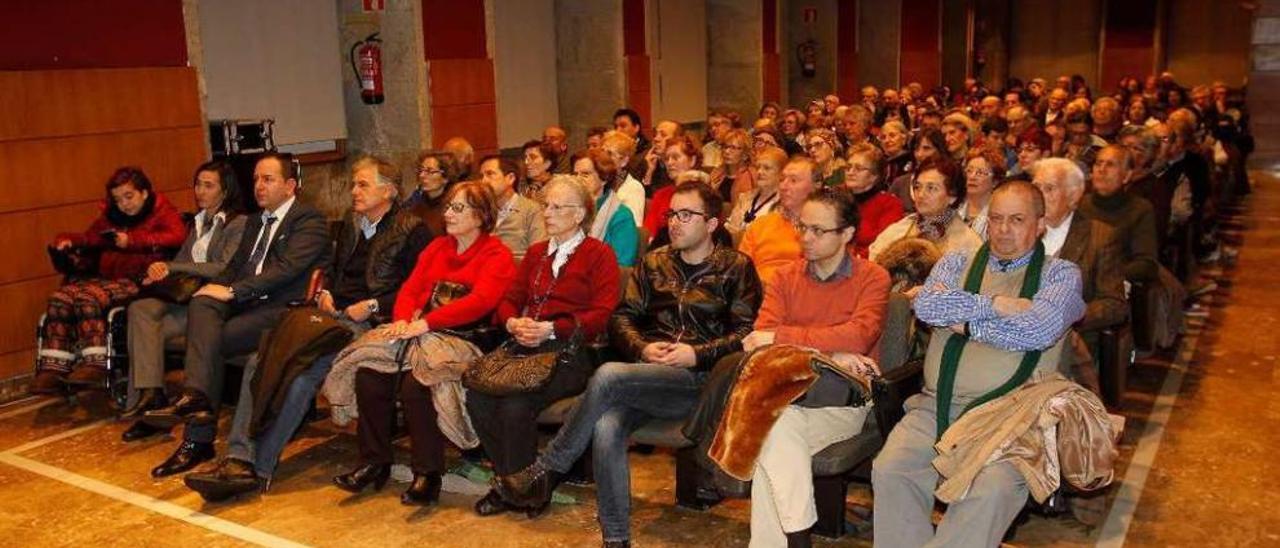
603, 540, 630, 548
184, 458, 263, 502
496, 463, 560, 509
121, 388, 168, 419
143, 391, 214, 429
785, 528, 812, 548
401, 471, 442, 506
332, 463, 391, 494
121, 419, 167, 442
473, 489, 513, 516
151, 440, 215, 478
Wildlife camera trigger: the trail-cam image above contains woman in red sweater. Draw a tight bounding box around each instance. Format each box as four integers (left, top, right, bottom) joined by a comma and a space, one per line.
33, 167, 186, 393
467, 177, 621, 518
844, 143, 905, 258
332, 181, 516, 507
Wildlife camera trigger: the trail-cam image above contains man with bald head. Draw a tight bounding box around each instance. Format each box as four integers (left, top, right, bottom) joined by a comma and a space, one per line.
442, 136, 475, 181
641, 120, 685, 194
873, 180, 1085, 547
542, 126, 570, 174
1043, 88, 1070, 127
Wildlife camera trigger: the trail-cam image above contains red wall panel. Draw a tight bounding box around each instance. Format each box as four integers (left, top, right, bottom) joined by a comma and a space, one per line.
623, 0, 647, 56
836, 0, 859, 102
1100, 0, 1158, 92
762, 0, 780, 103
0, 0, 187, 70
900, 0, 941, 89
422, 0, 487, 60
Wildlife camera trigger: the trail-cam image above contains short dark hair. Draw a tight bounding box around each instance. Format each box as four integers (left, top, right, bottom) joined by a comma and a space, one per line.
613, 108, 642, 127
192, 160, 244, 215
444, 180, 499, 233
256, 152, 300, 183
807, 186, 861, 232
671, 180, 725, 221
480, 154, 524, 182
107, 166, 153, 194
914, 156, 965, 202
521, 140, 559, 169
1065, 111, 1093, 128
586, 126, 609, 140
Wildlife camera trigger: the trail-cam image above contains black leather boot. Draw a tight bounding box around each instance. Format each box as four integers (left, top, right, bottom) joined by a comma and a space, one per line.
332, 463, 391, 494
401, 471, 442, 506
496, 463, 561, 509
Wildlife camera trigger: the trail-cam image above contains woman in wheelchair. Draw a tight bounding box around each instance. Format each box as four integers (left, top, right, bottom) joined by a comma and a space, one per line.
119, 161, 247, 440
32, 167, 187, 395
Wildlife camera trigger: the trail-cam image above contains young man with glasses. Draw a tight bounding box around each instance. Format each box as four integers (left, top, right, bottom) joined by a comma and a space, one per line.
496, 181, 763, 548
738, 187, 890, 547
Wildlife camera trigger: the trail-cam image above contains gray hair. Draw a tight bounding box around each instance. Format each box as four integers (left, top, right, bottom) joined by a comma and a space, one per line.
1030, 157, 1085, 193
1117, 124, 1159, 166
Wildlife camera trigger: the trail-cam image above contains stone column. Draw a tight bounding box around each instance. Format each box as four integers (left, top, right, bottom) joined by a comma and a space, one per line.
1250, 1, 1280, 167
554, 0, 626, 150
707, 0, 764, 121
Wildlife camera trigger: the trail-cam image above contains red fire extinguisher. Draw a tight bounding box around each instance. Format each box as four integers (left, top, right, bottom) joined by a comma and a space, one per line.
350, 33, 384, 105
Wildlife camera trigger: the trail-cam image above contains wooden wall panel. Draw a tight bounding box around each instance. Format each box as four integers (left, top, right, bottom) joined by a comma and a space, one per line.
428, 59, 497, 107
836, 0, 859, 101
431, 104, 499, 151
0, 350, 36, 382
900, 0, 942, 89
1, 64, 204, 387
0, 127, 205, 214
0, 277, 63, 357
422, 0, 487, 60
0, 68, 200, 142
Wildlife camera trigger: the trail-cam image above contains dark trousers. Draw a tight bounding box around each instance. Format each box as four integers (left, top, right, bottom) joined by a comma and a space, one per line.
466, 358, 590, 475
354, 369, 445, 474
182, 296, 285, 444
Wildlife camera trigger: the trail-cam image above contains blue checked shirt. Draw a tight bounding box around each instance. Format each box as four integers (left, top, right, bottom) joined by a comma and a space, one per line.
913, 248, 1085, 352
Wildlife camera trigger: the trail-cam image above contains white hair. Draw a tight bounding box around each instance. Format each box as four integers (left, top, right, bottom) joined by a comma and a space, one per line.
1030, 157, 1085, 193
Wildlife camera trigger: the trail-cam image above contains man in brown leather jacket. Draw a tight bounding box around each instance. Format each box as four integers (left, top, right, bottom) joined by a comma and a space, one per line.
496, 181, 762, 548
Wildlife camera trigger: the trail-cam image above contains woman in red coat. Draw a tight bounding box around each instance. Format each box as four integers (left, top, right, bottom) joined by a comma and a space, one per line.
467, 176, 621, 518
844, 143, 905, 257
33, 167, 186, 394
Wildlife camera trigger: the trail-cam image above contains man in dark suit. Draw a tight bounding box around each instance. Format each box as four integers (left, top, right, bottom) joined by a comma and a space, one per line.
145, 152, 332, 478
1032, 158, 1127, 392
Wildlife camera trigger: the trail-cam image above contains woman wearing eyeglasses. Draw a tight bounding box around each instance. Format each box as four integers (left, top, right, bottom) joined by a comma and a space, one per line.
805, 127, 846, 187
725, 147, 786, 239
467, 176, 621, 518
328, 181, 515, 508
572, 149, 639, 266
709, 128, 754, 205
404, 152, 457, 236
958, 146, 1007, 240
844, 143, 905, 257
868, 157, 981, 265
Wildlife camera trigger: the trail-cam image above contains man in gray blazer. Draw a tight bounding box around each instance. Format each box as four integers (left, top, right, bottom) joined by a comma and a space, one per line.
144, 153, 332, 478
119, 161, 248, 442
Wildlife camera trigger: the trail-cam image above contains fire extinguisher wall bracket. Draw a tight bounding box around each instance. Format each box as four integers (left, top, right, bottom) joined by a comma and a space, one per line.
350, 33, 385, 105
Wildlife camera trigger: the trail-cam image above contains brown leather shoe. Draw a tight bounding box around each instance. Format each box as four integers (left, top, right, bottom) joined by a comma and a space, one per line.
63, 365, 107, 388
30, 371, 66, 395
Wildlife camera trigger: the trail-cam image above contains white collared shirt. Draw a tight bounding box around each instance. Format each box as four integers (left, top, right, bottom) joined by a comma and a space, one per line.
251, 196, 296, 275
190, 210, 226, 263
546, 229, 586, 277
1042, 211, 1074, 257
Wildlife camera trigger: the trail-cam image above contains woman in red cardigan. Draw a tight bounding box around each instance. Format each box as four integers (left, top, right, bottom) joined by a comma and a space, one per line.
332, 181, 516, 507
33, 167, 186, 394
467, 176, 621, 518
844, 143, 905, 258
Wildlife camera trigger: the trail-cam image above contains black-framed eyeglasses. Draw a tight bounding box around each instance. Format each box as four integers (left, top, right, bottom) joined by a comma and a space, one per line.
418, 167, 444, 176
665, 209, 709, 223
793, 222, 850, 237
444, 202, 475, 214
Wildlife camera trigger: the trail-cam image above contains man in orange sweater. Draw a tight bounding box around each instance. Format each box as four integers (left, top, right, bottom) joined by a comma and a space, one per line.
738, 156, 816, 286
740, 188, 891, 547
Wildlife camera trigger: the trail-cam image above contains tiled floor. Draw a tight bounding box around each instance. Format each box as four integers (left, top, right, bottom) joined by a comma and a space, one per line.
0, 174, 1274, 547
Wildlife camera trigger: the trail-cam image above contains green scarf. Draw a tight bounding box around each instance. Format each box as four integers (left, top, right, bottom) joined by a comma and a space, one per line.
934, 241, 1046, 440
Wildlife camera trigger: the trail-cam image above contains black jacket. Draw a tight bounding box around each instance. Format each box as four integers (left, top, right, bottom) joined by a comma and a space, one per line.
217, 199, 332, 306
608, 245, 763, 371
328, 202, 433, 325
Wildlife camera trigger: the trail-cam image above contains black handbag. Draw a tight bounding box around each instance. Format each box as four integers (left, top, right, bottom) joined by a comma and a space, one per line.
139, 273, 204, 304
426, 280, 502, 351
47, 245, 99, 278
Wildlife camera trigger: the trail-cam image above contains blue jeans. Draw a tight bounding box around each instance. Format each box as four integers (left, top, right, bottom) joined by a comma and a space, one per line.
536, 361, 705, 542
224, 352, 337, 480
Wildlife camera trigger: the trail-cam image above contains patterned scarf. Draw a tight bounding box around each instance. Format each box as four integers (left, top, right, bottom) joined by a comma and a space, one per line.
915, 208, 956, 242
